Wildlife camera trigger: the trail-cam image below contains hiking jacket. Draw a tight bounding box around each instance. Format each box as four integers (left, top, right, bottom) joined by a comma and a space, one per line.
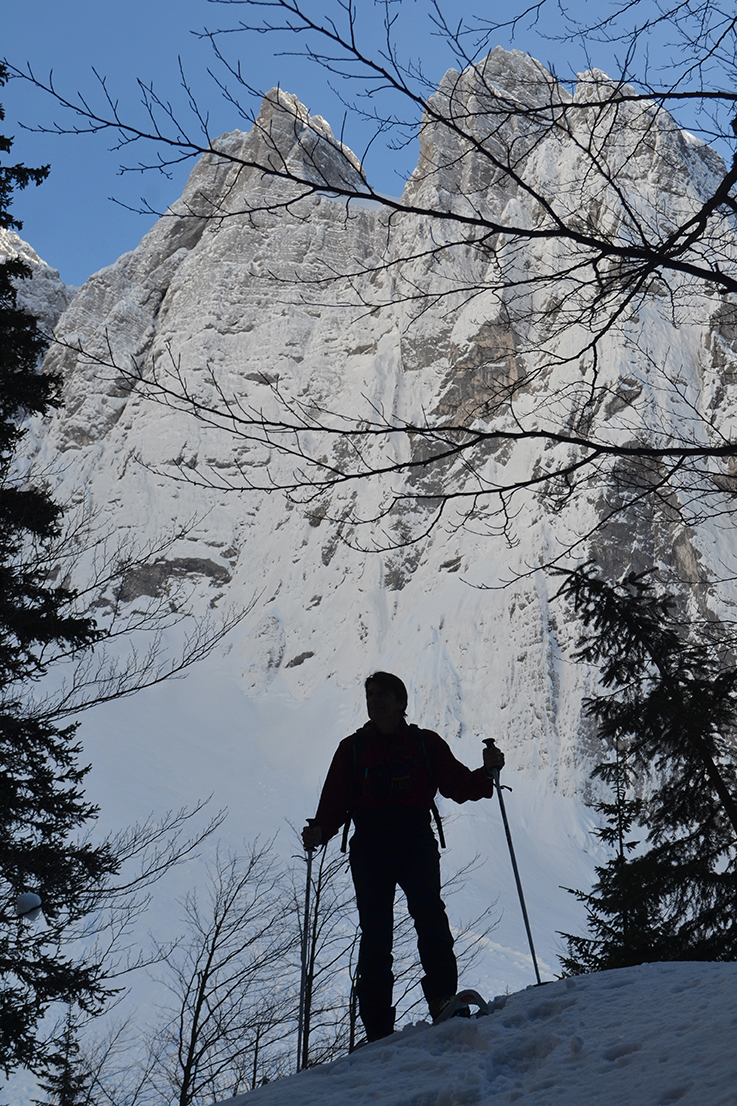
314, 720, 495, 843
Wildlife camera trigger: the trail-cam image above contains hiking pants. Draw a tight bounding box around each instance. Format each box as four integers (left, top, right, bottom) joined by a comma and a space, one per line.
349, 808, 457, 1041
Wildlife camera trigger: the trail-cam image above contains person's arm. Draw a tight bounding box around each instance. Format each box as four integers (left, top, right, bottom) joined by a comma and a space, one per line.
301, 738, 353, 847
429, 731, 504, 803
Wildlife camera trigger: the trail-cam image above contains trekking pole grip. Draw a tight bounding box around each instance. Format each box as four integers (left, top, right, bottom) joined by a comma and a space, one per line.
483, 738, 502, 786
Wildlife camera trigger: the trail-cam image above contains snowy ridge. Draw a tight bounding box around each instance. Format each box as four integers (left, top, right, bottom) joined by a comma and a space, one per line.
218, 962, 737, 1106
0, 226, 75, 335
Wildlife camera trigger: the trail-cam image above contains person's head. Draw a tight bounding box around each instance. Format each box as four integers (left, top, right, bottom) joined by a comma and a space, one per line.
365, 672, 407, 734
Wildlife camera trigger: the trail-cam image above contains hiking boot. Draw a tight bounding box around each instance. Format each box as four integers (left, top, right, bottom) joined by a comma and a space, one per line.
363, 1005, 395, 1042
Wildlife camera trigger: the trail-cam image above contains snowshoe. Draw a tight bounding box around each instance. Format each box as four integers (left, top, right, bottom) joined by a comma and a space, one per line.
433, 988, 490, 1024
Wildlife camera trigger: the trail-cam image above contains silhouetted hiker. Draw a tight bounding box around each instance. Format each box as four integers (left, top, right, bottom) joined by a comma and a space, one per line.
302, 670, 504, 1043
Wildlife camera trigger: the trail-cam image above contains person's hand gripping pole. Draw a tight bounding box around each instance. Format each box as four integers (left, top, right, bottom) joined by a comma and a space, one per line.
301, 819, 323, 850
483, 737, 505, 779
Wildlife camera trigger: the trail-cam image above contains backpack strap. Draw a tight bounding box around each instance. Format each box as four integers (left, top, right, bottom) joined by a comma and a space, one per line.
409, 725, 446, 848
430, 798, 446, 849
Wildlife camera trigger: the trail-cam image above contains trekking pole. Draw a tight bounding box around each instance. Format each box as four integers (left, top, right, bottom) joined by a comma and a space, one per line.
296, 843, 314, 1073
484, 740, 543, 986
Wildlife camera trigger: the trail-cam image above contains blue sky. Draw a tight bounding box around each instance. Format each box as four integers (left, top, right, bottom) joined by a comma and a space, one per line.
1, 0, 692, 286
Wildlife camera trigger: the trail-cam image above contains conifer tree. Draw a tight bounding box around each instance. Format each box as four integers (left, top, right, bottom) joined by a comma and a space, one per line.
557, 565, 737, 971
33, 1007, 91, 1106
0, 63, 119, 1075
560, 741, 664, 973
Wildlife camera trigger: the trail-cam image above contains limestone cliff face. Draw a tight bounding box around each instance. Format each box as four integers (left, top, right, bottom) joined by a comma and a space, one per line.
16, 50, 737, 799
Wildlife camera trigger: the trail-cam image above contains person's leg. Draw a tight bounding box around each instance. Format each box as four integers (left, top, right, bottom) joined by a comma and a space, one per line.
397, 831, 457, 1010
350, 836, 397, 1040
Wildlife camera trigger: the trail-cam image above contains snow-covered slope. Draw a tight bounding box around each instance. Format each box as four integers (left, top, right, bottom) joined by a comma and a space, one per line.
218, 962, 737, 1106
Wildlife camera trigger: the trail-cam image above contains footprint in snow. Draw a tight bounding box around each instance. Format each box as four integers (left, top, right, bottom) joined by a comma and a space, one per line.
602, 1040, 642, 1063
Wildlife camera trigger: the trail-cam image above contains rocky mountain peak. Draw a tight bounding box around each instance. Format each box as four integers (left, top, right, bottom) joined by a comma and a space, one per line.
11, 52, 737, 808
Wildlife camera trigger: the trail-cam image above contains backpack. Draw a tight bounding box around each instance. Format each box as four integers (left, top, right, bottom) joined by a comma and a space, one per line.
340, 724, 446, 852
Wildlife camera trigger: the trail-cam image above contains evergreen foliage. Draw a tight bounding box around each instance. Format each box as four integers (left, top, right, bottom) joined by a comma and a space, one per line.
0, 63, 119, 1076
34, 1007, 91, 1106
557, 564, 737, 973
